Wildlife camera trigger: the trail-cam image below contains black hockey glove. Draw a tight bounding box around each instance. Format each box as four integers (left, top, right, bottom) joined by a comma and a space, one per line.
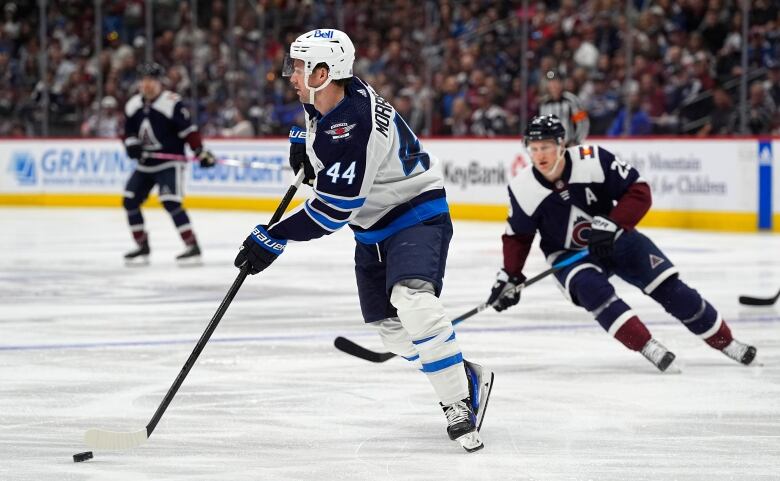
234, 225, 286, 275
588, 215, 621, 262
487, 269, 525, 312
289, 126, 315, 186
195, 148, 217, 168
126, 143, 142, 161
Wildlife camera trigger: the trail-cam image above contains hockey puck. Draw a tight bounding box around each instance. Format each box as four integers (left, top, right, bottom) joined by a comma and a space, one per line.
73, 451, 93, 463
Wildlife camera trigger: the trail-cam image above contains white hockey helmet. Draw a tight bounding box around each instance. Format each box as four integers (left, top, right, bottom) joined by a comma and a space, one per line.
283, 29, 355, 103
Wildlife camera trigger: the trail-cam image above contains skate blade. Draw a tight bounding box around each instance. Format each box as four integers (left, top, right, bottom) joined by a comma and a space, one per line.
124, 256, 150, 267
455, 430, 484, 453
176, 256, 203, 267
475, 371, 494, 431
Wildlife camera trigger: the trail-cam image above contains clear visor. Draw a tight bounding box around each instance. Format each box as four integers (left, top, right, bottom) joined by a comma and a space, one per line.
282, 54, 304, 78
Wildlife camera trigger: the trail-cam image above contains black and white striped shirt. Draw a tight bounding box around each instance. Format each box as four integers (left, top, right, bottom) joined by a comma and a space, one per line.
539, 91, 589, 146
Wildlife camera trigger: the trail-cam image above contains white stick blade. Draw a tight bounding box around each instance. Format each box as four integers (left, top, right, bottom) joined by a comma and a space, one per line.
84, 428, 148, 450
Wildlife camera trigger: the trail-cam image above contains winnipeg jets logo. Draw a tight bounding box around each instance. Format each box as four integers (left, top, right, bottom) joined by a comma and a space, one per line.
325, 123, 357, 140
565, 206, 592, 249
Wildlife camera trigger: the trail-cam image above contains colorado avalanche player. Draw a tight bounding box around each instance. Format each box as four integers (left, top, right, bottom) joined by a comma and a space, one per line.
233, 29, 493, 452
487, 115, 757, 371
122, 62, 216, 265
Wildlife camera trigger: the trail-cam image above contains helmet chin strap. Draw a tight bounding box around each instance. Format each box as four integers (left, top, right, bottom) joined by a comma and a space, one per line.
304, 71, 333, 105
544, 143, 567, 177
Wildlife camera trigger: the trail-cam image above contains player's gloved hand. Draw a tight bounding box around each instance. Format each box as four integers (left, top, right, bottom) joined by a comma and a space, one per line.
234, 225, 286, 275
487, 269, 525, 312
126, 143, 142, 161
289, 126, 315, 186
588, 215, 621, 262
195, 148, 217, 168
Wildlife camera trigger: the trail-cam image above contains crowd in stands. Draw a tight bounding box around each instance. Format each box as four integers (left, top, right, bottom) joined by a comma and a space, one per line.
1, 0, 779, 138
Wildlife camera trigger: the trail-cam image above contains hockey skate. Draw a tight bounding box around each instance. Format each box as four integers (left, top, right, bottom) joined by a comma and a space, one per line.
124, 240, 150, 266
441, 399, 483, 453
722, 339, 757, 365
464, 360, 494, 431
640, 338, 676, 372
176, 243, 202, 266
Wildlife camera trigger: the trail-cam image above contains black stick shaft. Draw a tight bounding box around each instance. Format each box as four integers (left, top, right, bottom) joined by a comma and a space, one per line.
451, 250, 588, 326
145, 171, 304, 437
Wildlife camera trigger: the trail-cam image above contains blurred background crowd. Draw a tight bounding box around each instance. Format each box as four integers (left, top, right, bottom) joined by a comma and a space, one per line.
1, 0, 778, 139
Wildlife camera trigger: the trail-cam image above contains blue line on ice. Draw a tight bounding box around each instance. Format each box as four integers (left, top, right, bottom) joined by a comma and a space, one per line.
1, 315, 777, 352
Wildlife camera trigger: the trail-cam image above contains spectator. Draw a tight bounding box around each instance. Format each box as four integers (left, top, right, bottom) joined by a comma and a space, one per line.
220, 108, 254, 137
697, 87, 736, 136
2, 0, 779, 139
608, 93, 653, 136
470, 88, 509, 137
746, 80, 776, 134
584, 73, 619, 136
80, 96, 123, 138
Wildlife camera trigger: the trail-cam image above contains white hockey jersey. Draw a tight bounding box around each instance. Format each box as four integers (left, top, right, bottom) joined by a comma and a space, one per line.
269, 77, 448, 244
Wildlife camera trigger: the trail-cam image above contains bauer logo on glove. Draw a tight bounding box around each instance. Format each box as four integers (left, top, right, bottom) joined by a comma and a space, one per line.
252, 226, 286, 253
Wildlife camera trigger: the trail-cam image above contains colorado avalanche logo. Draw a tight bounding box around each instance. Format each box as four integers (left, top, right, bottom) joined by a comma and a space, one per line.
570, 216, 591, 248
325, 123, 357, 140
565, 206, 593, 249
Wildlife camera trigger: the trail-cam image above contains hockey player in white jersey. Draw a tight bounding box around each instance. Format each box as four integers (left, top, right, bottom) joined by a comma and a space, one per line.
233, 29, 493, 452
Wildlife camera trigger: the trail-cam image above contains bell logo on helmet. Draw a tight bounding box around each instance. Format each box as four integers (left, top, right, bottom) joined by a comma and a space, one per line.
313, 30, 334, 38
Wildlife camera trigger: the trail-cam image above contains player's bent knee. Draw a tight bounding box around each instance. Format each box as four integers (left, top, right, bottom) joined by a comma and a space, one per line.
122, 196, 140, 211
390, 279, 449, 340
570, 269, 616, 311
162, 200, 182, 214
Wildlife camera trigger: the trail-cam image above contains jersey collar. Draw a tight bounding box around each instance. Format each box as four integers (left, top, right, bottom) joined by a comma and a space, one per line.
531, 151, 572, 190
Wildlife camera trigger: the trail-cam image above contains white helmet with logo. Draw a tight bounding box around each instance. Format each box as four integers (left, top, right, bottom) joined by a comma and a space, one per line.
283, 29, 355, 103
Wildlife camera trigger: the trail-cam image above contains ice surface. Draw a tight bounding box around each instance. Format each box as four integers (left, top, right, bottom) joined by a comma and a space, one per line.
1, 207, 778, 480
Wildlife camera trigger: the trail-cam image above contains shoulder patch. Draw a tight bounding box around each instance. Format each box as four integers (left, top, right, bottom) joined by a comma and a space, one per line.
508, 165, 552, 216
567, 145, 605, 185
578, 145, 596, 159
151, 90, 180, 119
124, 94, 143, 117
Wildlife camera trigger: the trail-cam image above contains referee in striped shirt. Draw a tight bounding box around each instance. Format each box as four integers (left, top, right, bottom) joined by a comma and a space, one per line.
538, 70, 589, 146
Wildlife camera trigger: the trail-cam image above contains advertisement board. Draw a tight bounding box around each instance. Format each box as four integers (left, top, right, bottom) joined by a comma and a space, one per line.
0, 137, 775, 231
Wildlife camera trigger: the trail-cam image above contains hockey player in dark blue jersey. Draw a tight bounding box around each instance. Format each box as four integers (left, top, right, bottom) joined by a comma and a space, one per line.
486, 115, 757, 371
233, 29, 493, 452
122, 62, 216, 266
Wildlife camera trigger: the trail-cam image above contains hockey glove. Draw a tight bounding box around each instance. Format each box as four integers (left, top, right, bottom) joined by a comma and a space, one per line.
125, 143, 143, 161
588, 215, 621, 262
234, 225, 286, 275
289, 126, 315, 186
487, 269, 525, 312
195, 148, 217, 168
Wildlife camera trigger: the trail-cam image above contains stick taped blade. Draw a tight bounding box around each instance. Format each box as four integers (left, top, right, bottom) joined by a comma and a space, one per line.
334, 336, 396, 363
85, 427, 148, 450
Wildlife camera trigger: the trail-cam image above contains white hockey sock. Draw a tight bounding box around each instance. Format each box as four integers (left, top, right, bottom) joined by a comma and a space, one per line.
391, 280, 468, 405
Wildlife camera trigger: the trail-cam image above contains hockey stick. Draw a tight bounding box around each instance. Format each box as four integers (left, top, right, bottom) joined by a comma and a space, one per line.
144, 152, 290, 170
334, 249, 590, 363
739, 288, 780, 306
84, 170, 305, 450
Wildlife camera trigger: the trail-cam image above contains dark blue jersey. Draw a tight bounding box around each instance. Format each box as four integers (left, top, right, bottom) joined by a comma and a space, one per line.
123, 90, 199, 171
507, 145, 646, 258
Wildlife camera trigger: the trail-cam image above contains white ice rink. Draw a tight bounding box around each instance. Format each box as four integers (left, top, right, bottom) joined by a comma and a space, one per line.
1, 207, 779, 481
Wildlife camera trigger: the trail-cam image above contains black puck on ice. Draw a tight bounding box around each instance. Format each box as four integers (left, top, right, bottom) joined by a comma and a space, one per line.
73, 451, 93, 463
